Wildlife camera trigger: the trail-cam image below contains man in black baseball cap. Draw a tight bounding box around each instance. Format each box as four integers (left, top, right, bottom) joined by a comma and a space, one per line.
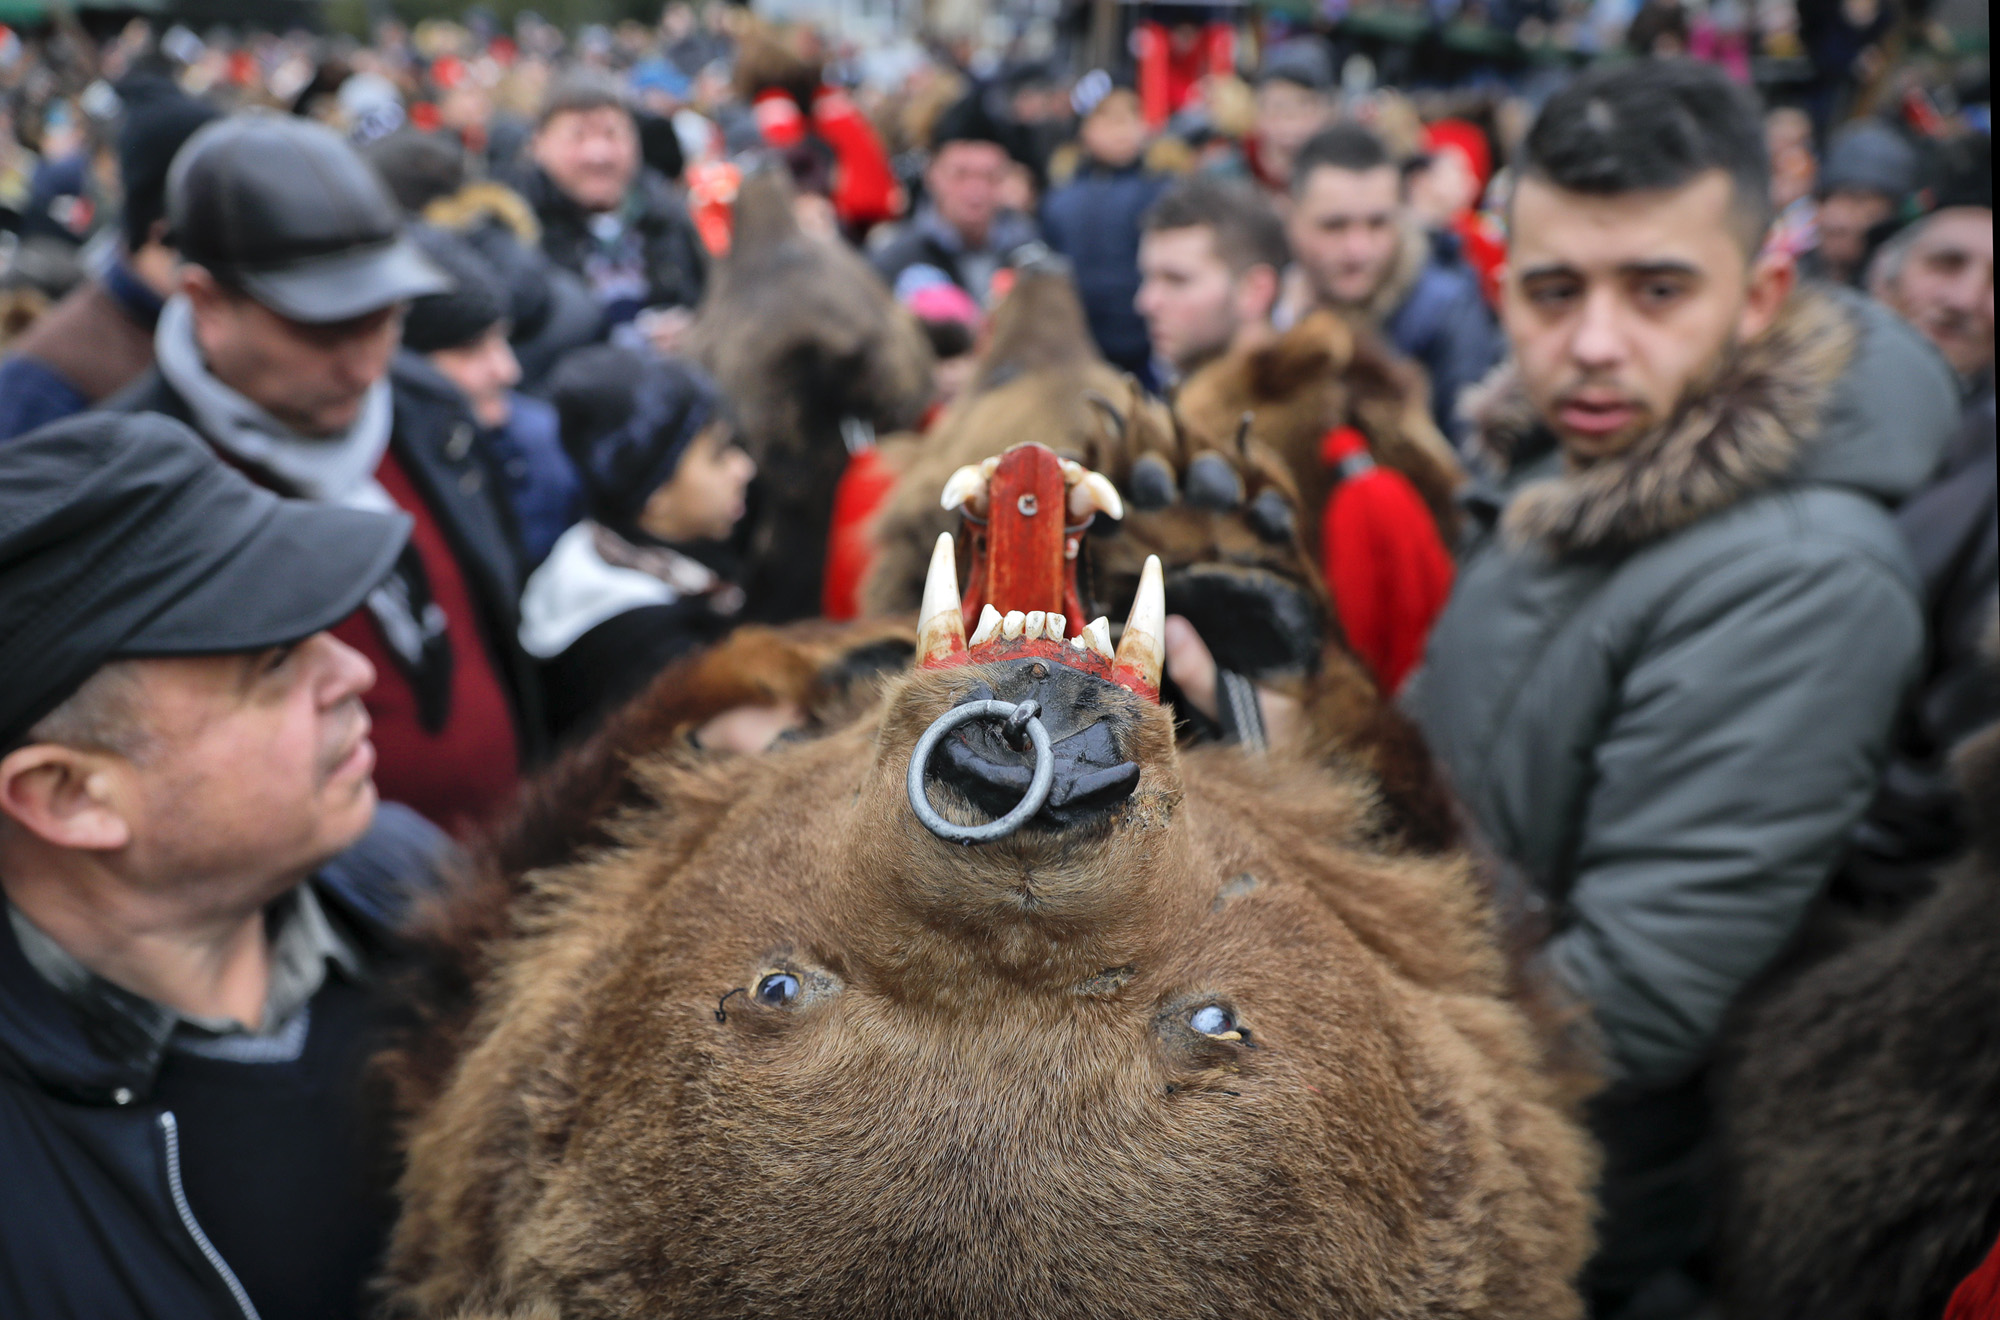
112, 111, 547, 834
0, 411, 452, 1318
166, 110, 449, 324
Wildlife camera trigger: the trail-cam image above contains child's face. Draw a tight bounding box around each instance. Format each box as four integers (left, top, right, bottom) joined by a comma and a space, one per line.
638, 422, 756, 544
1081, 93, 1148, 169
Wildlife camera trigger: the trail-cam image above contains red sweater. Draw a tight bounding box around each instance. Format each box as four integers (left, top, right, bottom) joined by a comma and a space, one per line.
332, 449, 520, 837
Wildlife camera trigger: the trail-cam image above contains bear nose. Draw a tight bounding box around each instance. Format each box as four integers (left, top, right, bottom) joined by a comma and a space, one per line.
931, 661, 1141, 831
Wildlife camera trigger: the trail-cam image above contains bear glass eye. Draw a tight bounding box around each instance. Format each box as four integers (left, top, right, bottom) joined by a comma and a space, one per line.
755, 971, 803, 1007
1184, 1004, 1232, 1040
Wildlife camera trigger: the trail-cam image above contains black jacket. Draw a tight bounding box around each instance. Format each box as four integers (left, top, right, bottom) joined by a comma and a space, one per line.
0, 805, 448, 1320
868, 206, 1043, 306
513, 163, 707, 316
105, 355, 548, 763
543, 599, 735, 744
1841, 388, 2000, 904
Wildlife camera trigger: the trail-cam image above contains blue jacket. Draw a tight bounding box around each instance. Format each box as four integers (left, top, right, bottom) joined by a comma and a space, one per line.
483, 391, 582, 570
0, 804, 451, 1320
0, 354, 88, 441
1381, 231, 1502, 449
1040, 161, 1170, 380
0, 259, 163, 442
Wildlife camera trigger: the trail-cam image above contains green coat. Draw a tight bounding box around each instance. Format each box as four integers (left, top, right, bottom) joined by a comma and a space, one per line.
1403, 287, 1960, 1301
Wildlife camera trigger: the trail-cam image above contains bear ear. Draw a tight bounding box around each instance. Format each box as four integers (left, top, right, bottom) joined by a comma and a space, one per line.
1247, 313, 1352, 399
729, 166, 804, 259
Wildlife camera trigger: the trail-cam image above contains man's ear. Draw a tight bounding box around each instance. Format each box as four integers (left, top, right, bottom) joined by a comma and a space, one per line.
180, 261, 223, 307
0, 745, 134, 853
1237, 263, 1282, 326
1739, 246, 1796, 342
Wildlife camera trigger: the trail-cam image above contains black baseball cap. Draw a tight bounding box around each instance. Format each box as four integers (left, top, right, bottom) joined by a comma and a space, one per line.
167, 112, 449, 324
0, 413, 411, 750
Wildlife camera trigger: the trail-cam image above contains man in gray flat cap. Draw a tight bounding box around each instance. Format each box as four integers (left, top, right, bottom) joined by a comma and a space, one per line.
0, 412, 452, 1320
111, 111, 544, 836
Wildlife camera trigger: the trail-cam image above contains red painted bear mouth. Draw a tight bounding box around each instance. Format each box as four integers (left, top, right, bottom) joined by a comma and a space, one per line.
915, 442, 1162, 702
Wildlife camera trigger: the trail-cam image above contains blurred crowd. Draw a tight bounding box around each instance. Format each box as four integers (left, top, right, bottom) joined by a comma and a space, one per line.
0, 0, 1988, 323
0, 4, 1986, 728
0, 4, 1994, 1319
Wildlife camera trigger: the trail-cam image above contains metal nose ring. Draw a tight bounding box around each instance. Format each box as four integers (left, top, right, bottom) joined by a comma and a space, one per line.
907, 699, 1055, 844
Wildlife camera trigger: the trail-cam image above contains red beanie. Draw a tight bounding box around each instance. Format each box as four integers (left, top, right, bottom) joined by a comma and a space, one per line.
1424, 119, 1493, 197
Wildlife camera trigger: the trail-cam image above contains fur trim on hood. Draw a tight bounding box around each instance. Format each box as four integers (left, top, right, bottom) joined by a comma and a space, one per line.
422, 180, 542, 245
1339, 224, 1431, 330
1469, 285, 1857, 555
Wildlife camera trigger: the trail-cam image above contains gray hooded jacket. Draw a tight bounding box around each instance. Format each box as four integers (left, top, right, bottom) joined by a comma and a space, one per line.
1405, 286, 1960, 1091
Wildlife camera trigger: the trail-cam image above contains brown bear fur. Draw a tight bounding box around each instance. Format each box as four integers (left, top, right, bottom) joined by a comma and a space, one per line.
730, 19, 823, 108
860, 270, 1457, 853
382, 640, 1598, 1319
376, 618, 918, 1127
1171, 311, 1465, 550
862, 269, 1305, 625
685, 169, 934, 622
1713, 719, 2000, 1320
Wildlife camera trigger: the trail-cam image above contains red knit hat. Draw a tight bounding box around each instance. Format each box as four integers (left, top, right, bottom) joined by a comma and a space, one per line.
1423, 119, 1493, 197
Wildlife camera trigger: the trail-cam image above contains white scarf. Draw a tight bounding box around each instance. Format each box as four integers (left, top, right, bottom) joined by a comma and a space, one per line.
154, 295, 396, 513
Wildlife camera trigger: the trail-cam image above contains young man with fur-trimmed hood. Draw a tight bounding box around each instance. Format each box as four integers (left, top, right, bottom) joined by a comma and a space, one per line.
1284, 122, 1501, 448
1401, 60, 1962, 1319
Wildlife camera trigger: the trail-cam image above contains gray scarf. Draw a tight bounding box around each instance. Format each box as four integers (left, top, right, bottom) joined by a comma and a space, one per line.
154, 295, 454, 726
154, 295, 396, 513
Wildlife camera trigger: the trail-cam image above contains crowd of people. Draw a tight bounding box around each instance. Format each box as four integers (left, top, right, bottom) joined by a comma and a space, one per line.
0, 4, 1993, 1319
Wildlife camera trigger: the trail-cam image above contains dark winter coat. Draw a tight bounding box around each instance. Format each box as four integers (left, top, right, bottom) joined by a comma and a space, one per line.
869, 205, 1043, 308
107, 354, 548, 764
1403, 285, 1960, 1309
517, 520, 740, 744
481, 390, 582, 571
1839, 388, 2000, 904
0, 804, 449, 1320
1362, 226, 1503, 448
1039, 160, 1170, 379
1716, 718, 2000, 1320
514, 164, 707, 322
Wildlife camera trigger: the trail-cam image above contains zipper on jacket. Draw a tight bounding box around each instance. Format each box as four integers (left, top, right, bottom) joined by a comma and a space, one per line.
158, 1110, 263, 1320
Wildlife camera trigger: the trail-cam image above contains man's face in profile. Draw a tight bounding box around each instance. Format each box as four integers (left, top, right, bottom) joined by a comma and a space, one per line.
35, 635, 384, 897
1503, 169, 1790, 463
1136, 225, 1250, 376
